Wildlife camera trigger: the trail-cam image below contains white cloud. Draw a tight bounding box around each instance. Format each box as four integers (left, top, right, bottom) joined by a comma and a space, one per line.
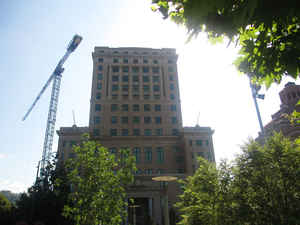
0, 180, 28, 193
0, 153, 7, 159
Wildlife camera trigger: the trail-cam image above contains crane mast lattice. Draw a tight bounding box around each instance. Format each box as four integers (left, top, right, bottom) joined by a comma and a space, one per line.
23, 35, 82, 177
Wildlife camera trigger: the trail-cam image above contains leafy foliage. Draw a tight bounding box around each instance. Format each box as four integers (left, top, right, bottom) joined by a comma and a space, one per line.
152, 0, 300, 87
15, 157, 72, 225
63, 135, 136, 225
176, 133, 300, 225
0, 193, 14, 225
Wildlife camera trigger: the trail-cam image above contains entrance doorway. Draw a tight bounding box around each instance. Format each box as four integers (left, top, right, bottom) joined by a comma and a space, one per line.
128, 198, 151, 225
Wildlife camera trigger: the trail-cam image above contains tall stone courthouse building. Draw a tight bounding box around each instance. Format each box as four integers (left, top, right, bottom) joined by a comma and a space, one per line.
57, 47, 215, 225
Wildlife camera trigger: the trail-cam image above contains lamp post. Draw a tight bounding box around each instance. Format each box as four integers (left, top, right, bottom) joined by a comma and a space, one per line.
249, 78, 265, 135
152, 176, 177, 225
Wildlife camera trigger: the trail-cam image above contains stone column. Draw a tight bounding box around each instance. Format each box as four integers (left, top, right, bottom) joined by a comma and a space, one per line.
153, 195, 162, 225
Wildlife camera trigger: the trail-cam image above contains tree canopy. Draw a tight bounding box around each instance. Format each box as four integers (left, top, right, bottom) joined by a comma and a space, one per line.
152, 0, 300, 87
63, 136, 136, 225
176, 133, 300, 225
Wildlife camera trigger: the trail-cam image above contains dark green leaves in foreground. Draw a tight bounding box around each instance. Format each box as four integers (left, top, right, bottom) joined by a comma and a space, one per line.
152, 0, 300, 87
176, 133, 300, 225
63, 135, 136, 225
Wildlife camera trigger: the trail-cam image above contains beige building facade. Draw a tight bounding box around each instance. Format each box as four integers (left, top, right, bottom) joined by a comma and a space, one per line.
57, 47, 215, 225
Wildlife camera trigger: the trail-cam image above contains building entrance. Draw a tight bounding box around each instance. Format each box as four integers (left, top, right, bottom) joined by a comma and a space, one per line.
128, 198, 151, 225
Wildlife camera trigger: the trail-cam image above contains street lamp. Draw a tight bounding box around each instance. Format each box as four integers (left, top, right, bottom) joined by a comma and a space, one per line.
152, 176, 177, 225
249, 78, 265, 135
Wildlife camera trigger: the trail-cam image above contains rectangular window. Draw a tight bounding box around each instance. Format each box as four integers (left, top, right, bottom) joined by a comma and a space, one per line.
122, 75, 129, 82
97, 82, 102, 90
96, 92, 101, 100
168, 59, 174, 64
144, 104, 151, 111
133, 129, 140, 136
112, 84, 119, 91
98, 58, 103, 63
122, 104, 129, 111
112, 75, 119, 82
155, 128, 163, 136
111, 104, 118, 112
143, 85, 150, 92
109, 147, 117, 154
112, 66, 119, 73
132, 66, 139, 72
171, 117, 177, 124
153, 59, 158, 64
133, 75, 139, 82
94, 116, 101, 124
110, 129, 117, 136
122, 85, 129, 92
145, 147, 152, 162
143, 76, 150, 82
144, 129, 152, 136
168, 66, 174, 72
113, 58, 119, 63
143, 59, 148, 64
153, 85, 160, 92
95, 104, 101, 111
98, 65, 103, 71
171, 104, 177, 111
123, 58, 128, 63
133, 147, 141, 163
155, 117, 162, 124
152, 67, 159, 73
98, 73, 103, 80
122, 129, 129, 136
132, 85, 139, 92
157, 147, 164, 163
133, 116, 140, 124
170, 94, 175, 100
122, 66, 129, 73
176, 156, 184, 163
133, 104, 140, 112
172, 129, 179, 136
93, 129, 100, 136
196, 140, 203, 146
170, 83, 175, 90
143, 66, 149, 73
154, 104, 161, 111
144, 116, 151, 124
169, 75, 174, 81
133, 59, 139, 64
206, 140, 209, 146
153, 76, 160, 83
121, 116, 129, 124
111, 116, 118, 124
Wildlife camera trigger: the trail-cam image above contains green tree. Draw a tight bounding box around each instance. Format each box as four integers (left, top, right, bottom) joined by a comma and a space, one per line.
0, 193, 14, 225
152, 0, 300, 87
63, 136, 136, 225
176, 133, 300, 225
15, 157, 72, 225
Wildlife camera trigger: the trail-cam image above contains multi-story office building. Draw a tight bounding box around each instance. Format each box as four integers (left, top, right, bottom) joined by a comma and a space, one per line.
57, 47, 215, 225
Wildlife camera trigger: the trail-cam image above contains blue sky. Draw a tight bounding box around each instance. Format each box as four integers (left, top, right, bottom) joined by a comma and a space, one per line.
0, 0, 295, 192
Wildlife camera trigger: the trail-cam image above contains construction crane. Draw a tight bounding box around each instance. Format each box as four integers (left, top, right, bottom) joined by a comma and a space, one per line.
23, 34, 82, 177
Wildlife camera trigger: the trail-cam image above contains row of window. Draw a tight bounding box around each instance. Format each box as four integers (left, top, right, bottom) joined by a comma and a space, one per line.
189, 139, 210, 146
93, 128, 179, 136
98, 65, 175, 73
111, 84, 162, 92
94, 104, 177, 112
97, 49, 175, 57
98, 57, 175, 64
97, 73, 175, 82
135, 168, 184, 175
94, 116, 178, 125
110, 146, 183, 164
